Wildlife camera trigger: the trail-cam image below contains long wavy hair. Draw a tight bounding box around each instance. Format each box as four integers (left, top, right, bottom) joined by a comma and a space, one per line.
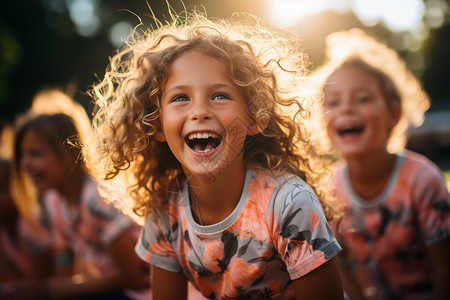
86, 12, 335, 222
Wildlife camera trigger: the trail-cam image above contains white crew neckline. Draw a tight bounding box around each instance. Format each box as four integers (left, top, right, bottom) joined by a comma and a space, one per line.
183, 169, 253, 234
344, 153, 404, 209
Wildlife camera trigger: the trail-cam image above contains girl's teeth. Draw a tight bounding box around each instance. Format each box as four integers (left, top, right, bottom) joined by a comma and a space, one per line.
188, 132, 218, 140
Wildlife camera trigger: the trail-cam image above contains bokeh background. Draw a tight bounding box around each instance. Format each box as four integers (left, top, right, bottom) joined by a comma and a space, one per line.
1, 0, 449, 177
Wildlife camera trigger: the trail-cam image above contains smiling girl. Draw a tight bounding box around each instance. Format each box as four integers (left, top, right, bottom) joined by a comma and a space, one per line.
311, 28, 450, 300
86, 12, 344, 300
11, 113, 151, 300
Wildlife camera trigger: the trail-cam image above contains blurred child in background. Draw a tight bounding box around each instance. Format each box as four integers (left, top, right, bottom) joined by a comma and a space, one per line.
0, 156, 53, 299
8, 112, 151, 300
86, 11, 344, 300
311, 28, 450, 300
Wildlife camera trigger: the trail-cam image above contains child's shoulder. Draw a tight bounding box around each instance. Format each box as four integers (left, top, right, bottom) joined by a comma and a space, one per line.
402, 149, 436, 165
249, 169, 318, 212
395, 150, 449, 195
251, 168, 313, 192
400, 150, 443, 176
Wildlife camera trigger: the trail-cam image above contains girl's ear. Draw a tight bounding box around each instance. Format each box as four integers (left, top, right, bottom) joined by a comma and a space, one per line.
247, 116, 269, 136
154, 126, 166, 142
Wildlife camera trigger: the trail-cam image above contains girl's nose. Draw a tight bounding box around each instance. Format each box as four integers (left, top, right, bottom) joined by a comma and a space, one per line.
190, 99, 212, 121
339, 98, 354, 114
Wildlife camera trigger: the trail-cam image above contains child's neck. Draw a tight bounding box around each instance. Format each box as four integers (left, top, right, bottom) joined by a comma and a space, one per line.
345, 151, 397, 201
187, 164, 247, 226
62, 166, 86, 206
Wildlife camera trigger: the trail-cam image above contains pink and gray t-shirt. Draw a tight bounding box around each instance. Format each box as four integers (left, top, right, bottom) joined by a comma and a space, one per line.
332, 150, 450, 300
44, 177, 150, 299
136, 169, 341, 299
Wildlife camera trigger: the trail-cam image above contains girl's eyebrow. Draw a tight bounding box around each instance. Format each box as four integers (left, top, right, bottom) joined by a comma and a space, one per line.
164, 85, 189, 94
164, 83, 233, 94
353, 86, 373, 93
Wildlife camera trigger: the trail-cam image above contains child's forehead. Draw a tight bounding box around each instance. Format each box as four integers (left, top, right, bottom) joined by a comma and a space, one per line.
327, 65, 379, 84
323, 67, 385, 96
165, 51, 231, 80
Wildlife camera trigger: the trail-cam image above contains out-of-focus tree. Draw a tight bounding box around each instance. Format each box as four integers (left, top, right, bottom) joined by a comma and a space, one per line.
422, 24, 450, 103
0, 0, 264, 125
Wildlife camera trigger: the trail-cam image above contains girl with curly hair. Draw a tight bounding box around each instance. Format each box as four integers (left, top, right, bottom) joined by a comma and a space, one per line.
87, 11, 343, 300
311, 28, 450, 300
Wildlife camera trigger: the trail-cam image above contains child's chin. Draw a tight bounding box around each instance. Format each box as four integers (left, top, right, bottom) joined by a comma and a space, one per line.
188, 164, 223, 180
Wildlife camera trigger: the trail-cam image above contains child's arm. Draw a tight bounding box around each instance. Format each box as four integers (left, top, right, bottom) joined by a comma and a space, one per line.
152, 265, 188, 300
47, 228, 149, 299
338, 251, 367, 300
106, 228, 151, 290
429, 239, 450, 300
293, 257, 344, 300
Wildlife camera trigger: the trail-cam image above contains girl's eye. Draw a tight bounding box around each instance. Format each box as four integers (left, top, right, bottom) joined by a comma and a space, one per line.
171, 95, 189, 102
357, 96, 370, 103
324, 98, 339, 108
212, 93, 230, 100
29, 149, 43, 158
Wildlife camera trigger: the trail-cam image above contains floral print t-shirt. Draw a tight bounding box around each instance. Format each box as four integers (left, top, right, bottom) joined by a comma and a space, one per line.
44, 177, 151, 300
332, 150, 450, 300
136, 169, 341, 299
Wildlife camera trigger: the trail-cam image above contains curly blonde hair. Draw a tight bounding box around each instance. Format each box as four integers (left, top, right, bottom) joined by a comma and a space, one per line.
310, 28, 430, 154
86, 12, 334, 222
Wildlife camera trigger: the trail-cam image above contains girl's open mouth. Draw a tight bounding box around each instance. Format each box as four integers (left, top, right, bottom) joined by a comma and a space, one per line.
338, 125, 364, 137
185, 132, 221, 153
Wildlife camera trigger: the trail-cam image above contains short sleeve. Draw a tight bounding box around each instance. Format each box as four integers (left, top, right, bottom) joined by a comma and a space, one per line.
413, 162, 450, 246
269, 178, 341, 279
85, 193, 135, 245
135, 211, 182, 273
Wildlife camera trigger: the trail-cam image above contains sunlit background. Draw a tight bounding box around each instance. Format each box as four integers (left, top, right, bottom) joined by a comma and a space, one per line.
0, 0, 449, 175
59, 0, 448, 69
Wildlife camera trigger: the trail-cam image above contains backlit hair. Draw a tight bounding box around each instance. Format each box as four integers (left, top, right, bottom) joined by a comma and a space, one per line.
86, 11, 335, 222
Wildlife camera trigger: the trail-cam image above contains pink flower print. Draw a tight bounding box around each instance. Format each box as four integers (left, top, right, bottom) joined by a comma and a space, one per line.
388, 222, 414, 245
247, 172, 274, 209
215, 258, 264, 298
240, 205, 268, 241
283, 240, 327, 276
195, 273, 213, 298
203, 243, 224, 273
149, 240, 176, 257
347, 234, 371, 261
260, 249, 275, 260
310, 210, 321, 232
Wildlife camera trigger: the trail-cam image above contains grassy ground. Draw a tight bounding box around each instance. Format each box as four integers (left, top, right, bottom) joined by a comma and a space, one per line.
443, 170, 450, 190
